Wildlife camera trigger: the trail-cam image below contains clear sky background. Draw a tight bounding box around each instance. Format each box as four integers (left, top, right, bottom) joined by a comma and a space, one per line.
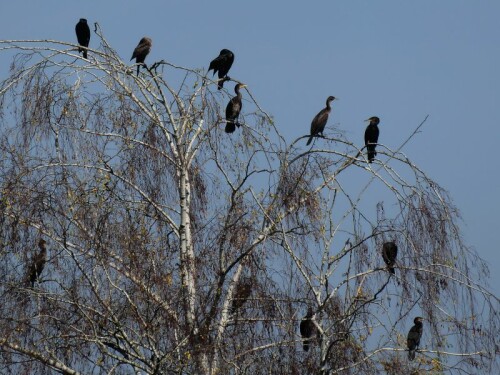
1, 1, 498, 297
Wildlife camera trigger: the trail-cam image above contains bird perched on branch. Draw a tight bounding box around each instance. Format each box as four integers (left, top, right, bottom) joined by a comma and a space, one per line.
225, 83, 247, 133
382, 241, 398, 274
230, 277, 252, 314
364, 116, 380, 163
300, 307, 318, 351
407, 316, 424, 360
75, 19, 90, 59
131, 37, 152, 76
27, 239, 47, 287
306, 96, 336, 146
208, 49, 234, 90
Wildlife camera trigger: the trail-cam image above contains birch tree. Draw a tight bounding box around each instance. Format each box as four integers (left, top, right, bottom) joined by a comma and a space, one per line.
0, 27, 498, 375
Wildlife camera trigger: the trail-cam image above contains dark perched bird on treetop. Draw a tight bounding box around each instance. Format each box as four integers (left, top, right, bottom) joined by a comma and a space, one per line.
230, 277, 252, 314
407, 316, 424, 360
28, 239, 47, 287
306, 96, 336, 145
75, 19, 91, 59
208, 49, 234, 90
382, 241, 398, 274
225, 83, 246, 133
130, 37, 152, 76
300, 307, 318, 351
364, 116, 380, 163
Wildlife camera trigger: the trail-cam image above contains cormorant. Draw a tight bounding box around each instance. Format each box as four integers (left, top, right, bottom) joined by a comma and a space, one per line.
130, 37, 152, 76
230, 278, 252, 314
300, 307, 317, 351
407, 317, 424, 360
306, 96, 336, 146
225, 83, 246, 133
364, 116, 380, 163
382, 241, 398, 274
75, 19, 91, 59
208, 49, 234, 90
28, 239, 47, 287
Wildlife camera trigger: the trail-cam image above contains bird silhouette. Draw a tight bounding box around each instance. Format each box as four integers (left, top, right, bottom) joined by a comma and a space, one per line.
28, 239, 47, 287
364, 116, 380, 163
75, 19, 90, 59
306, 96, 336, 145
407, 317, 424, 360
382, 241, 398, 274
225, 83, 246, 133
130, 37, 152, 76
300, 307, 318, 351
208, 49, 234, 90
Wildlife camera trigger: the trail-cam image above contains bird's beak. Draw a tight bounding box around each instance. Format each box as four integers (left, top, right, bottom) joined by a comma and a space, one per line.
241, 84, 247, 88
364, 118, 371, 122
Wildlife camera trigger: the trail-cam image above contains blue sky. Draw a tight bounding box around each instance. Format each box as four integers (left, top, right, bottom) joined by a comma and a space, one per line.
1, 1, 498, 296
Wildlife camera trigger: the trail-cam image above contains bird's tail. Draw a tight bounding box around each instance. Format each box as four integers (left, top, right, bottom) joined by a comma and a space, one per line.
225, 122, 236, 133
218, 76, 230, 90
367, 145, 376, 162
388, 266, 395, 274
136, 65, 140, 76
408, 349, 416, 361
306, 135, 313, 146
302, 339, 310, 352
83, 50, 87, 59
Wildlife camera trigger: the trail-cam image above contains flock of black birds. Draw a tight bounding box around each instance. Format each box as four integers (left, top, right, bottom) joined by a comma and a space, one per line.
25, 18, 422, 362
75, 19, 381, 158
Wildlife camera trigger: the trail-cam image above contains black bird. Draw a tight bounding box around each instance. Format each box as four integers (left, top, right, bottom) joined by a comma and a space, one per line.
300, 307, 317, 352
75, 19, 91, 59
225, 83, 246, 133
130, 37, 152, 76
208, 49, 234, 90
28, 239, 47, 287
230, 278, 252, 314
306, 96, 336, 146
382, 241, 398, 274
407, 317, 424, 360
364, 116, 380, 163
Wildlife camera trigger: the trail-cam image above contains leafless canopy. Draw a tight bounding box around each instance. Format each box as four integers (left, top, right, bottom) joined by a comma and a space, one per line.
0, 26, 498, 375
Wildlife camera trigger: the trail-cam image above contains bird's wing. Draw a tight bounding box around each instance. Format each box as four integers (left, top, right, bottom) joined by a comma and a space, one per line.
310, 109, 328, 132
131, 41, 149, 61
364, 126, 371, 145
226, 98, 241, 120
208, 57, 220, 73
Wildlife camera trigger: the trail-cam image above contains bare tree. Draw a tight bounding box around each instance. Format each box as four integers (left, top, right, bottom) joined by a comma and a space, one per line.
0, 26, 498, 375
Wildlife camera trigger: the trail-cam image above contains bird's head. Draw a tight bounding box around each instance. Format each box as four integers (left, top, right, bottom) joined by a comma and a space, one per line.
140, 37, 153, 46
80, 18, 87, 23
414, 316, 424, 324
38, 239, 47, 248
365, 116, 380, 125
327, 96, 337, 102
221, 49, 233, 55
235, 83, 247, 92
